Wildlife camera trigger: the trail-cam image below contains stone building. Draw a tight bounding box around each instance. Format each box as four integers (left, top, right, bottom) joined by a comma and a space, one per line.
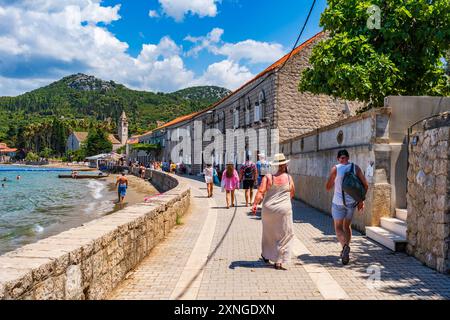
135, 32, 360, 174
66, 112, 128, 152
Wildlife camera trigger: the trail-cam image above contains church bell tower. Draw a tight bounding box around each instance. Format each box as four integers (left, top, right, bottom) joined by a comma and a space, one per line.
118, 111, 128, 145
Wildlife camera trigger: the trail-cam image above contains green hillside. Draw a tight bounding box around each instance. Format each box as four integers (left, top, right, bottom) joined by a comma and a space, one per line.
0, 74, 230, 155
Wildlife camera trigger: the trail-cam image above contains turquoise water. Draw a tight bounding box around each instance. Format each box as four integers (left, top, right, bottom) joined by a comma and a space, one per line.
0, 166, 116, 254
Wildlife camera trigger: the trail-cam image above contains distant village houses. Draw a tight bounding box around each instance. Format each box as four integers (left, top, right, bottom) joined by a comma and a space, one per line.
66, 111, 129, 152
0, 143, 17, 162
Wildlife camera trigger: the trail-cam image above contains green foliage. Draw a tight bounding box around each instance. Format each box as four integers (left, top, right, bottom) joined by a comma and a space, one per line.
65, 149, 86, 162
131, 143, 160, 155
39, 147, 54, 158
0, 74, 230, 154
25, 151, 39, 162
299, 0, 450, 109
83, 128, 112, 157
116, 145, 126, 155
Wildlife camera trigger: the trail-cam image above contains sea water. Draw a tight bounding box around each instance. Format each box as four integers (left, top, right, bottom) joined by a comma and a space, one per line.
0, 166, 116, 254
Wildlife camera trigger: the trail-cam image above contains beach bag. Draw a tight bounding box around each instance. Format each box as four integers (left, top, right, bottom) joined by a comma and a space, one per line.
213, 170, 220, 186
342, 163, 366, 206
220, 176, 225, 192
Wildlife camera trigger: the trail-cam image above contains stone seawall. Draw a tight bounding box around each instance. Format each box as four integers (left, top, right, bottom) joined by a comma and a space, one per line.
0, 170, 190, 300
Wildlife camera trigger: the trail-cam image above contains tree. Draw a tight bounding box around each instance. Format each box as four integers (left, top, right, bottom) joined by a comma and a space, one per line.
25, 151, 39, 162
39, 147, 54, 159
446, 50, 450, 76
299, 0, 450, 109
83, 128, 112, 157
131, 143, 160, 156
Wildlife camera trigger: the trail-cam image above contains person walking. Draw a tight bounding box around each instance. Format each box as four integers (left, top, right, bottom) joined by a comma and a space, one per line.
239, 155, 258, 207
203, 163, 214, 198
252, 153, 295, 270
140, 164, 146, 179
115, 172, 129, 204
256, 152, 269, 186
221, 161, 239, 209
326, 149, 368, 265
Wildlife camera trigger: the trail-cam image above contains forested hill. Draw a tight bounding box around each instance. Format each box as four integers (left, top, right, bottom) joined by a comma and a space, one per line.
0, 74, 230, 156
0, 73, 231, 135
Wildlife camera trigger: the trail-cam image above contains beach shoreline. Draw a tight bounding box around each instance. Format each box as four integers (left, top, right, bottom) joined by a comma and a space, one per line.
0, 169, 158, 255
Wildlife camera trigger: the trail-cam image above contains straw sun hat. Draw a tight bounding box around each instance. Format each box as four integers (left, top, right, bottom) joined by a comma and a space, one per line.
269, 153, 290, 166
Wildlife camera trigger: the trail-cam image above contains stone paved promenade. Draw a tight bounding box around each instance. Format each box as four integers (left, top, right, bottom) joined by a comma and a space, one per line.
109, 175, 450, 300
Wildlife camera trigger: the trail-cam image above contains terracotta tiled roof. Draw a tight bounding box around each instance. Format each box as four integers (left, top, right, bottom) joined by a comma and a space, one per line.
151, 32, 325, 132
73, 132, 89, 142
108, 134, 121, 145
127, 137, 139, 145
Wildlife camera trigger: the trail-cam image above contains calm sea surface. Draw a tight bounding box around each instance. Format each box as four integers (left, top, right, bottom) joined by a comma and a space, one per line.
0, 165, 116, 254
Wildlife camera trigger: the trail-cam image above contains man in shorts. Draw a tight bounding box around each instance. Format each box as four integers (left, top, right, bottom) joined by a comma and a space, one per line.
326, 149, 368, 265
239, 155, 258, 207
115, 172, 129, 204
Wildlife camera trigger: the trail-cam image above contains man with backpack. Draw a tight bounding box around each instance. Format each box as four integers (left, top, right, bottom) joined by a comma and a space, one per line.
240, 155, 258, 207
326, 149, 369, 265
256, 152, 270, 187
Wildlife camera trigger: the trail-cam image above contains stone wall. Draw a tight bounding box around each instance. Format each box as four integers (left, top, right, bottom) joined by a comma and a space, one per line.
275, 33, 363, 141
407, 113, 450, 273
0, 171, 190, 299
280, 108, 392, 232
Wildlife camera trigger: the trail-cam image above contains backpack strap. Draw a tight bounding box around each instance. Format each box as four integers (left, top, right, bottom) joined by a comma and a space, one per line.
342, 163, 353, 207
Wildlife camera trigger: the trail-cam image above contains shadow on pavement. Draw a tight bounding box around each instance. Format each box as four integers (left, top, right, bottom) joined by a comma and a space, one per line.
229, 260, 274, 270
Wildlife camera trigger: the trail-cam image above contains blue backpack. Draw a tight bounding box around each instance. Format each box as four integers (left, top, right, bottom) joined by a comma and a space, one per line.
342, 163, 366, 207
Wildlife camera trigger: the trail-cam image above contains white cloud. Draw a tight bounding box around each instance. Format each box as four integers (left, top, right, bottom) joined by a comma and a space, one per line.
193, 59, 254, 90
186, 28, 286, 64
158, 0, 220, 22
148, 10, 159, 18
185, 27, 224, 57
213, 40, 285, 64
0, 2, 272, 96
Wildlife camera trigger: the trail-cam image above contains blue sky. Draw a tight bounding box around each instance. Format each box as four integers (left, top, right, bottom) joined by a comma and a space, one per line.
0, 0, 327, 96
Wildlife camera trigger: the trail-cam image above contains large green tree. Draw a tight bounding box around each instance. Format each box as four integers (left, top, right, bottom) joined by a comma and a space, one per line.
83, 128, 112, 157
299, 0, 450, 109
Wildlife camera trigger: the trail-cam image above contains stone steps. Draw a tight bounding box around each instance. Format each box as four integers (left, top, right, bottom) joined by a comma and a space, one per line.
366, 226, 408, 252
366, 208, 408, 252
395, 208, 408, 222
380, 217, 407, 237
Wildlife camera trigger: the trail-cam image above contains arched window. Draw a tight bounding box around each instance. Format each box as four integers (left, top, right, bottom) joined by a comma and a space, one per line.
255, 90, 266, 122
233, 103, 239, 129
245, 97, 251, 125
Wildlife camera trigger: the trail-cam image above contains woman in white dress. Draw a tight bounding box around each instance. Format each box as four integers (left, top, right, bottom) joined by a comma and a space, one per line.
203, 164, 214, 198
252, 153, 295, 270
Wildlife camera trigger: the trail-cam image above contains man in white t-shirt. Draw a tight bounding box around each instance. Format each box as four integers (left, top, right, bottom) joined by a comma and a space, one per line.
326, 149, 368, 265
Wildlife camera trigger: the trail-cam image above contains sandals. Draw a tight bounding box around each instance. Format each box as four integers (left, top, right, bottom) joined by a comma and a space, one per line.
261, 255, 269, 263
274, 263, 287, 270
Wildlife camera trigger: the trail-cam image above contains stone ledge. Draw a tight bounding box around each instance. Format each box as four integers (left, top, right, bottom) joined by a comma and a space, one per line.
0, 170, 191, 300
